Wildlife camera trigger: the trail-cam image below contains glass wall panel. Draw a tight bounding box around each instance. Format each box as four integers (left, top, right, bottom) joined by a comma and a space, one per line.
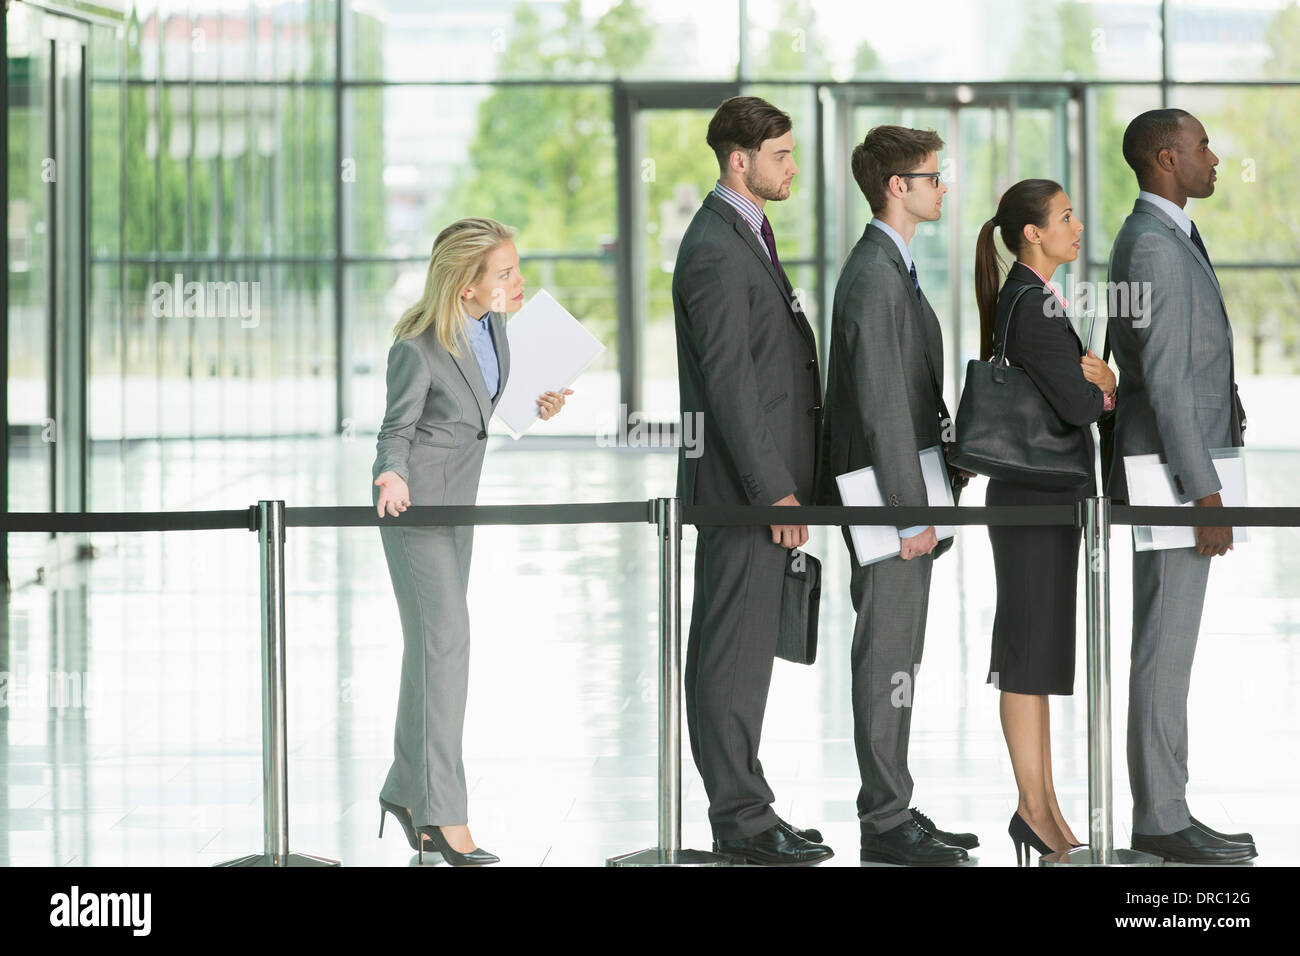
744, 0, 1162, 82
274, 84, 334, 255
5, 2, 54, 518
634, 107, 718, 424
1168, 0, 1300, 82
1216, 268, 1300, 377
345, 0, 739, 82
1085, 84, 1163, 267
344, 84, 614, 259
89, 24, 126, 463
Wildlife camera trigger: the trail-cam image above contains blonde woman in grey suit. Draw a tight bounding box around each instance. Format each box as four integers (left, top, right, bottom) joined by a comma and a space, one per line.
372, 217, 570, 866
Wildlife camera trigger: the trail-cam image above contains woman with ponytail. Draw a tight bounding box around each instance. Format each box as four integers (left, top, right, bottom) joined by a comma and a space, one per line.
371, 218, 571, 865
972, 180, 1117, 864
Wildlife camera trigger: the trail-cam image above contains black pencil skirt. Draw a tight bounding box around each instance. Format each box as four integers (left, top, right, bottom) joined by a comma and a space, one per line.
985, 476, 1092, 696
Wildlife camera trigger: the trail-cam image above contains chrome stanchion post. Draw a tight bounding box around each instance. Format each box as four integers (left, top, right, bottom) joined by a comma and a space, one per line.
659, 495, 683, 860
1044, 496, 1159, 868
218, 500, 338, 867
607, 498, 728, 867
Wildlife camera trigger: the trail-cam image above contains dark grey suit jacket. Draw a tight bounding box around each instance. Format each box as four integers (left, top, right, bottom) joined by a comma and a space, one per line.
816, 223, 945, 523
1105, 198, 1243, 502
372, 314, 511, 507
673, 191, 821, 507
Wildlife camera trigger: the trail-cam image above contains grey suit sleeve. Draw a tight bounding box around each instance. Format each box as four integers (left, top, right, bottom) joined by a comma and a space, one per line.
842, 272, 928, 530
1127, 233, 1220, 502
678, 241, 798, 505
374, 338, 431, 484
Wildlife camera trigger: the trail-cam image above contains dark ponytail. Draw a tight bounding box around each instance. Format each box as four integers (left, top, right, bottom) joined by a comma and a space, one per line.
974, 178, 1066, 360
975, 218, 1003, 361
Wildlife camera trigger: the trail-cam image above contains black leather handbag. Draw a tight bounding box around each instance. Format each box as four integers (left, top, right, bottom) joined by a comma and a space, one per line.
776, 548, 820, 665
949, 286, 1092, 490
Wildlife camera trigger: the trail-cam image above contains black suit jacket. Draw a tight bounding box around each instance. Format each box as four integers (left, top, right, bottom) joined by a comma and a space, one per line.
673, 191, 821, 508
993, 261, 1105, 490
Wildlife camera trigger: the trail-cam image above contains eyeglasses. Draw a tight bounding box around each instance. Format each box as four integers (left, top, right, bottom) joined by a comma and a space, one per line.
892, 172, 941, 189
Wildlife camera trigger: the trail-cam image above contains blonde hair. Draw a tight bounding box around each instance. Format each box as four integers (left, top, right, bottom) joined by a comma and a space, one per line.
393, 217, 518, 354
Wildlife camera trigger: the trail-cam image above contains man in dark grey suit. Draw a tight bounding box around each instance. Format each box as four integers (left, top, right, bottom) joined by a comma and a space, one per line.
817, 125, 977, 866
673, 96, 830, 866
1107, 109, 1255, 864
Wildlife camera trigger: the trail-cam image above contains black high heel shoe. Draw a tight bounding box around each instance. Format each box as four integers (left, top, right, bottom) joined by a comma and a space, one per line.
1008, 812, 1054, 867
417, 824, 499, 867
378, 797, 499, 866
379, 797, 429, 856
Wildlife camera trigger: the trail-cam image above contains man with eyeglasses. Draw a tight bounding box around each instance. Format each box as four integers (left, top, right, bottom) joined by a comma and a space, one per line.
817, 124, 978, 866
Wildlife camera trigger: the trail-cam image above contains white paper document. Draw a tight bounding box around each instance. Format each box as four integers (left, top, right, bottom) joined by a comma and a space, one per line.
495, 289, 606, 438
1124, 448, 1248, 551
835, 446, 956, 566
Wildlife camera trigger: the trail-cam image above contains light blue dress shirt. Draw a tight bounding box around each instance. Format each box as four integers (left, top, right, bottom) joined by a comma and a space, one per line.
464, 310, 500, 399
870, 217, 914, 273
869, 219, 926, 541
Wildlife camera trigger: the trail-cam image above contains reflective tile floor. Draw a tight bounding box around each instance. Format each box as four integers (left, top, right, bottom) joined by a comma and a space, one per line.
3, 438, 1298, 866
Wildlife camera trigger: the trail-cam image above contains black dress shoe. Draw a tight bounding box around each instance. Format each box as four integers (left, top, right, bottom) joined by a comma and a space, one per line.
776, 816, 823, 844
713, 817, 824, 852
716, 824, 834, 867
1190, 816, 1254, 847
1132, 825, 1257, 864
910, 806, 979, 850
860, 819, 969, 866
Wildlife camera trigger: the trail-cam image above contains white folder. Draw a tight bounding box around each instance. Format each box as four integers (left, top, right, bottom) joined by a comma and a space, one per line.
1124, 447, 1248, 551
835, 446, 955, 566
494, 289, 606, 438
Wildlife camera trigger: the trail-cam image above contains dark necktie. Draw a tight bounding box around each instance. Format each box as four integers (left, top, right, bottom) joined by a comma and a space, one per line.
1189, 220, 1213, 270
1188, 222, 1244, 439
908, 259, 949, 433
759, 215, 781, 273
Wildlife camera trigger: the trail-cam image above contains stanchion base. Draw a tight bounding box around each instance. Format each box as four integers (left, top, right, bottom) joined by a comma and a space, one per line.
216, 852, 340, 867
605, 847, 731, 867
1040, 846, 1163, 867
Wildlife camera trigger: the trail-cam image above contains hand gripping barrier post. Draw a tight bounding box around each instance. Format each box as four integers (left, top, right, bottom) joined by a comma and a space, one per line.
219, 500, 338, 867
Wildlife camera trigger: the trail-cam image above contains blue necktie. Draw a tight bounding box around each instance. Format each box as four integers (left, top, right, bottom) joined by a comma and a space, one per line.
909, 261, 924, 309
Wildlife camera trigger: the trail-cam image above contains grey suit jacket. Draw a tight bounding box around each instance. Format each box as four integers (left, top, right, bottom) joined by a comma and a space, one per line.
371, 314, 512, 507
816, 224, 945, 524
673, 191, 821, 507
1105, 198, 1243, 503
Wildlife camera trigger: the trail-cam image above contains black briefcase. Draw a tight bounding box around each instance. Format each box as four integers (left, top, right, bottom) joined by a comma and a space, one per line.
777, 548, 820, 665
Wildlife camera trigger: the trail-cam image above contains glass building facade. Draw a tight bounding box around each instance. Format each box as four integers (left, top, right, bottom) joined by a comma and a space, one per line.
7, 0, 1300, 541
